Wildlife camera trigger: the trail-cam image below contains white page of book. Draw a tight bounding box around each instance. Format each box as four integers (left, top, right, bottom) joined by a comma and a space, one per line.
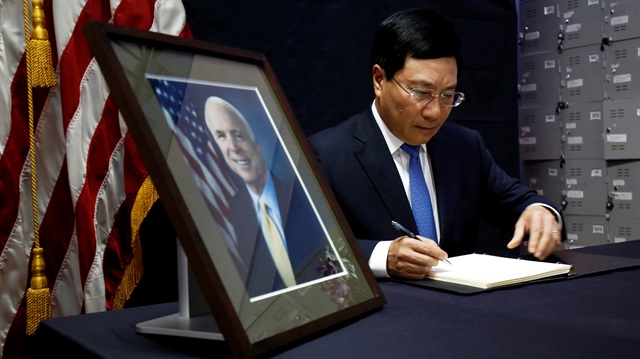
427, 253, 572, 289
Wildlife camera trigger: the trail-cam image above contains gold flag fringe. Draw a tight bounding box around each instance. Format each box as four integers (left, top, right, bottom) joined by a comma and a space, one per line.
112, 177, 160, 310
25, 0, 57, 335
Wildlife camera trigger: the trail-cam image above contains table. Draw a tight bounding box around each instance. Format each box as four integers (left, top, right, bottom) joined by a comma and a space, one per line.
31, 241, 640, 358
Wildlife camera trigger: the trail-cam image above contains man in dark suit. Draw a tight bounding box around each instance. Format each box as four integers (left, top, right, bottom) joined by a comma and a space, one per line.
205, 96, 335, 297
309, 8, 564, 280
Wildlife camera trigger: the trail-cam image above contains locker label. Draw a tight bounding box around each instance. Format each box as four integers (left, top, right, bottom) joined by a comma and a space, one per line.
567, 190, 583, 198
612, 192, 633, 201
545, 115, 556, 122
611, 15, 629, 26
529, 178, 538, 185
565, 122, 577, 129
521, 83, 537, 92
521, 126, 531, 133
591, 169, 603, 177
566, 23, 581, 33
607, 134, 627, 143
614, 237, 627, 243
588, 54, 600, 63
566, 179, 578, 185
587, 0, 599, 5
567, 79, 583, 88
613, 74, 631, 83
519, 137, 537, 145
544, 60, 556, 69
612, 179, 625, 186
548, 168, 558, 176
592, 225, 604, 234
567, 136, 583, 144
590, 112, 601, 120
524, 32, 540, 41
568, 233, 578, 240
544, 6, 555, 15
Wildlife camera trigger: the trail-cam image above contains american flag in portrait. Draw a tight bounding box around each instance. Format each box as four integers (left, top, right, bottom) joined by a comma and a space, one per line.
147, 78, 240, 260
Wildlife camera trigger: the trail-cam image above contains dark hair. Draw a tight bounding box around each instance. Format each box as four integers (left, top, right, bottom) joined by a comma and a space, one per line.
371, 8, 462, 79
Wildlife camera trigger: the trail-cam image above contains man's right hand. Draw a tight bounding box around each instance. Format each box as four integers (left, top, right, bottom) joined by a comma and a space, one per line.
387, 236, 449, 279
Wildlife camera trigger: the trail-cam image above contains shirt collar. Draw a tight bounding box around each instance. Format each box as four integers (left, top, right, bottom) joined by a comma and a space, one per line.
247, 171, 278, 210
371, 101, 424, 155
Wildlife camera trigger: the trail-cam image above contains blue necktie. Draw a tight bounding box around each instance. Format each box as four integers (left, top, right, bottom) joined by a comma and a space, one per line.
401, 144, 438, 242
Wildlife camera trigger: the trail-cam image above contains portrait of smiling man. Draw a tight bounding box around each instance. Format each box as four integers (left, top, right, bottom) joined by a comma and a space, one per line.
204, 96, 339, 298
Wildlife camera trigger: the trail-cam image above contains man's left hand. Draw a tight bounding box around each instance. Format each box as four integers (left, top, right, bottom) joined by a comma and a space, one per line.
507, 205, 561, 260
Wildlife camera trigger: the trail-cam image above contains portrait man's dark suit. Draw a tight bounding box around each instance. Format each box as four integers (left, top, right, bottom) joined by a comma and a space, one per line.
309, 109, 563, 259
229, 172, 331, 298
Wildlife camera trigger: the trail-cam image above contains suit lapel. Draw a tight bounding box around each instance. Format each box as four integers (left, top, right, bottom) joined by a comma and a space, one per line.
427, 125, 460, 243
352, 111, 416, 232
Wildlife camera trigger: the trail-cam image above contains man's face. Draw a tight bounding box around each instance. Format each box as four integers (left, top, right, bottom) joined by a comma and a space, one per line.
373, 56, 458, 146
207, 104, 267, 194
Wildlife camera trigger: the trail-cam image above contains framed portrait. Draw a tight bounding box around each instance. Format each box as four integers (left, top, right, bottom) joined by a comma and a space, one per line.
83, 21, 385, 358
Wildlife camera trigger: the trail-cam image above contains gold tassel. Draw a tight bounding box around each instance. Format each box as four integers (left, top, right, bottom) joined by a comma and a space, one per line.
27, 0, 57, 88
24, 0, 55, 335
26, 248, 51, 335
112, 177, 160, 310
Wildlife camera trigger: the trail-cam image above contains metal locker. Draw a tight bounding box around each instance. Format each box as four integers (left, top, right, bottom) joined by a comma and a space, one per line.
562, 159, 608, 215
606, 160, 640, 219
604, 37, 640, 100
521, 160, 565, 205
519, 106, 563, 160
518, 0, 640, 248
561, 102, 605, 159
519, 52, 562, 106
519, 0, 561, 55
604, 0, 640, 42
558, 0, 605, 50
564, 214, 610, 248
603, 99, 640, 159
607, 216, 640, 244
560, 45, 606, 104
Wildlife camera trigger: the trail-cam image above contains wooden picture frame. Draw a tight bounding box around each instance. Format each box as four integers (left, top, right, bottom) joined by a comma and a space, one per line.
83, 21, 385, 358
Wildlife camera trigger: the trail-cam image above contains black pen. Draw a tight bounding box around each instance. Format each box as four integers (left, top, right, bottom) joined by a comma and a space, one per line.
391, 221, 453, 266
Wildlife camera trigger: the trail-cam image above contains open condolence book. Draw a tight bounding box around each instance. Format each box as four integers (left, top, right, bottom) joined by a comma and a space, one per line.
428, 253, 573, 289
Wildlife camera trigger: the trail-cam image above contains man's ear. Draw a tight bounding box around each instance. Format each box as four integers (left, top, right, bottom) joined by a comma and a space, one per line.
372, 65, 385, 97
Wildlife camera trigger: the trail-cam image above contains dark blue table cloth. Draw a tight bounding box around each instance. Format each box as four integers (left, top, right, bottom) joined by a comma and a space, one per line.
32, 241, 640, 358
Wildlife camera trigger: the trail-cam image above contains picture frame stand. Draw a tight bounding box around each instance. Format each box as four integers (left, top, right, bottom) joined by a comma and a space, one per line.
135, 240, 224, 341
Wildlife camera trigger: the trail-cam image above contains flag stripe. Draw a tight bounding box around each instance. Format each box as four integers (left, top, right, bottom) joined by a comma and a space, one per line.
0, 0, 190, 356
0, 0, 27, 156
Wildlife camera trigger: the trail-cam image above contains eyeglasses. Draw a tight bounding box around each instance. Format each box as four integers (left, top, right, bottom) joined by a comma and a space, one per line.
392, 77, 465, 107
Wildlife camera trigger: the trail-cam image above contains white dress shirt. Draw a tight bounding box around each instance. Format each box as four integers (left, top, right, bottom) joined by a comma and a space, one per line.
368, 101, 440, 277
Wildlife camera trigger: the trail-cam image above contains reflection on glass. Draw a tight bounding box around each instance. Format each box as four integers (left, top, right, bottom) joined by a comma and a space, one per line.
147, 76, 348, 308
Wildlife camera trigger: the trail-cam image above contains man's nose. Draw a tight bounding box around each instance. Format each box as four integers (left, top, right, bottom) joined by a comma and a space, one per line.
228, 138, 241, 151
421, 97, 445, 118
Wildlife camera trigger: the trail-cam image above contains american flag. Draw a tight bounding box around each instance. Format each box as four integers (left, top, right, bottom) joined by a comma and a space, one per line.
148, 78, 238, 260
0, 1, 190, 357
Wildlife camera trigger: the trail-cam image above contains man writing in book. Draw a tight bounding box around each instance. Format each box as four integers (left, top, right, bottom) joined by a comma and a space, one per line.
309, 8, 565, 280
